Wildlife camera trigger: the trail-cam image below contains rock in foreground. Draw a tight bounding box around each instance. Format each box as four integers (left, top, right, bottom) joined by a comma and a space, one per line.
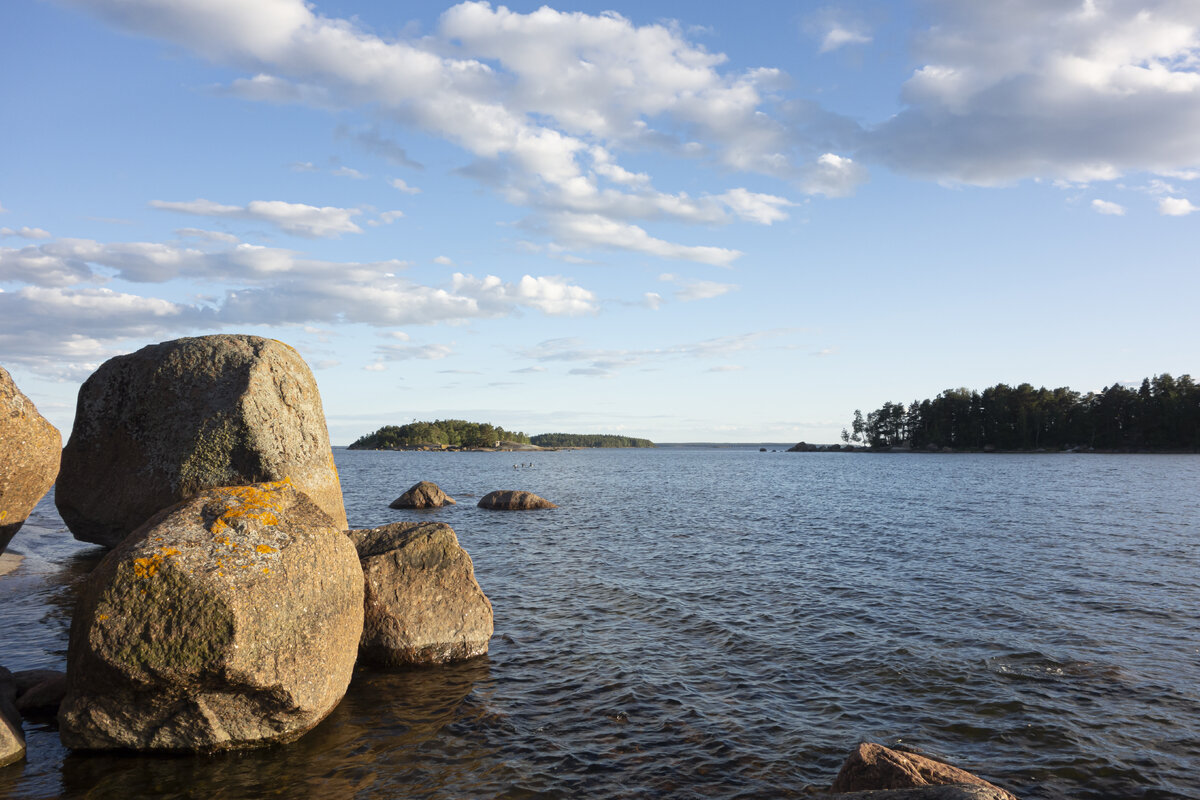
831, 743, 1017, 799
349, 522, 492, 666
56, 335, 347, 548
827, 788, 1016, 800
0, 666, 23, 767
59, 480, 363, 753
477, 490, 557, 510
389, 481, 456, 509
0, 365, 61, 554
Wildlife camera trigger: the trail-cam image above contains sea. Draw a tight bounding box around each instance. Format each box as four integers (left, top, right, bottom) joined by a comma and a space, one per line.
1, 447, 1199, 799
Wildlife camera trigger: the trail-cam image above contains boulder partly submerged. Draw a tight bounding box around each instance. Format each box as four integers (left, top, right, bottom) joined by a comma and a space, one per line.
348, 522, 492, 666
389, 481, 456, 509
829, 743, 1018, 800
477, 490, 557, 510
0, 365, 61, 555
58, 479, 363, 753
0, 666, 24, 767
56, 335, 347, 548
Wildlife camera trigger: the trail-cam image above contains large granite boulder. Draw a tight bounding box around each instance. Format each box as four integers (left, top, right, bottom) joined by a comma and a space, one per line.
477, 490, 557, 510
56, 335, 346, 548
389, 481, 456, 509
348, 522, 492, 666
58, 480, 363, 753
831, 743, 1017, 799
0, 365, 61, 554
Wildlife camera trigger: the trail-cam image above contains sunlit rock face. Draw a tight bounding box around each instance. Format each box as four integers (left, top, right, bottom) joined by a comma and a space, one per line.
0, 365, 61, 555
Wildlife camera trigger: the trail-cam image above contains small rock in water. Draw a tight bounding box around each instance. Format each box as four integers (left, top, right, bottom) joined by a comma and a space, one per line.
389, 481, 456, 509
829, 742, 1018, 799
477, 490, 557, 510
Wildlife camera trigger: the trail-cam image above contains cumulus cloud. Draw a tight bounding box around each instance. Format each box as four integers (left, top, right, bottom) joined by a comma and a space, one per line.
820, 25, 873, 54
862, 1, 1200, 185
433, 255, 455, 266
390, 178, 421, 194
151, 198, 363, 238
541, 212, 742, 266
451, 272, 598, 316
175, 228, 240, 243
1159, 196, 1199, 215
1092, 199, 1126, 215
0, 226, 52, 240
65, 0, 829, 265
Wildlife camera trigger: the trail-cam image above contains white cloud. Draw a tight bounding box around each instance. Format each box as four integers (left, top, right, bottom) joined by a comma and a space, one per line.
802, 154, 869, 197
363, 361, 387, 371
1091, 199, 1126, 215
520, 329, 787, 375
290, 161, 318, 172
1159, 196, 1199, 215
0, 226, 52, 240
390, 178, 421, 194
714, 188, 793, 224
433, 255, 455, 266
820, 25, 873, 54
451, 272, 598, 316
378, 342, 454, 361
151, 198, 363, 238
175, 228, 240, 243
644, 291, 663, 310
706, 364, 744, 372
863, 1, 1200, 185
542, 212, 741, 267
331, 166, 367, 179
659, 273, 738, 302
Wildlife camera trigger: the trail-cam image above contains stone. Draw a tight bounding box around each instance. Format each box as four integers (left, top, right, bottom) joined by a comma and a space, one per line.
830, 743, 1017, 800
477, 490, 557, 510
349, 522, 493, 666
14, 670, 67, 716
389, 481, 456, 509
58, 479, 363, 753
0, 365, 61, 554
0, 666, 14, 707
826, 788, 1016, 800
56, 335, 346, 548
0, 695, 23, 768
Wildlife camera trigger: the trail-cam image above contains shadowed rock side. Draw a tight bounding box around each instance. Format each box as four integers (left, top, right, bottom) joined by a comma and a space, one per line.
56, 335, 347, 548
348, 522, 492, 666
0, 667, 25, 767
830, 743, 1018, 799
0, 365, 61, 554
389, 481, 456, 509
476, 490, 557, 510
58, 480, 363, 753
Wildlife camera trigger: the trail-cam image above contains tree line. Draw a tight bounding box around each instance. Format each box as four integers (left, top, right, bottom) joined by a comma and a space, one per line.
843, 374, 1200, 451
349, 420, 531, 449
529, 433, 655, 448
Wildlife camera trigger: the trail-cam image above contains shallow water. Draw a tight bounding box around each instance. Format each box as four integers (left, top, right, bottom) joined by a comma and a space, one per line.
2, 449, 1199, 798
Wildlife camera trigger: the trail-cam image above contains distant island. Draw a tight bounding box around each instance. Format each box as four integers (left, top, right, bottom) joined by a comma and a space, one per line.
348, 420, 654, 450
529, 433, 654, 448
835, 373, 1199, 452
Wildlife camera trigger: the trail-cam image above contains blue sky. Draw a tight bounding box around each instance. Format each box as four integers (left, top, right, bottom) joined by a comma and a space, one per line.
3, 0, 1199, 444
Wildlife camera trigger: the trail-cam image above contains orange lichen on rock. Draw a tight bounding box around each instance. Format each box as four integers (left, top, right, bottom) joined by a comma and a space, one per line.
207, 478, 293, 536
132, 546, 180, 579
255, 544, 277, 554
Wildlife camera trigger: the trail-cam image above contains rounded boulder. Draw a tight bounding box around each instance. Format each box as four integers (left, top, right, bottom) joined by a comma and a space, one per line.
58, 479, 363, 753
56, 335, 346, 548
477, 490, 557, 510
389, 481, 456, 509
348, 522, 492, 666
0, 365, 61, 554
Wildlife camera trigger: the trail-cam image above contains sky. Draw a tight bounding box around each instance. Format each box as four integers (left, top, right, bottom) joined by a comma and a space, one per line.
2, 0, 1199, 444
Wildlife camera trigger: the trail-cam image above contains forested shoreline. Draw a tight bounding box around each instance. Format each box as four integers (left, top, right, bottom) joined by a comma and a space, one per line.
349, 420, 531, 450
529, 433, 654, 448
842, 374, 1200, 451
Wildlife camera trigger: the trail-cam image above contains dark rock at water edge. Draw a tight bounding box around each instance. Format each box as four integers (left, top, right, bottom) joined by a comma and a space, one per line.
58, 480, 363, 753
0, 666, 23, 767
829, 743, 1018, 800
349, 522, 493, 666
389, 481, 456, 509
0, 365, 61, 555
824, 787, 1017, 800
14, 670, 67, 717
477, 490, 557, 510
56, 335, 347, 548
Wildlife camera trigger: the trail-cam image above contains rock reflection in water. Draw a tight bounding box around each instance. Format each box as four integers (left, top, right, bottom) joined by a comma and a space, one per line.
57, 660, 495, 800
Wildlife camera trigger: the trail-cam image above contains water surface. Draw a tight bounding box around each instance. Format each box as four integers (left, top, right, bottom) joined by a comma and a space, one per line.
2, 449, 1198, 798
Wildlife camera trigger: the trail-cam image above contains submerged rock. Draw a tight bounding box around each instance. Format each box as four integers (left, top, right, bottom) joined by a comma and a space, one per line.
58, 480, 363, 753
14, 670, 67, 717
349, 522, 492, 666
56, 335, 346, 548
0, 365, 61, 555
477, 490, 557, 510
830, 743, 1017, 799
389, 481, 456, 509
